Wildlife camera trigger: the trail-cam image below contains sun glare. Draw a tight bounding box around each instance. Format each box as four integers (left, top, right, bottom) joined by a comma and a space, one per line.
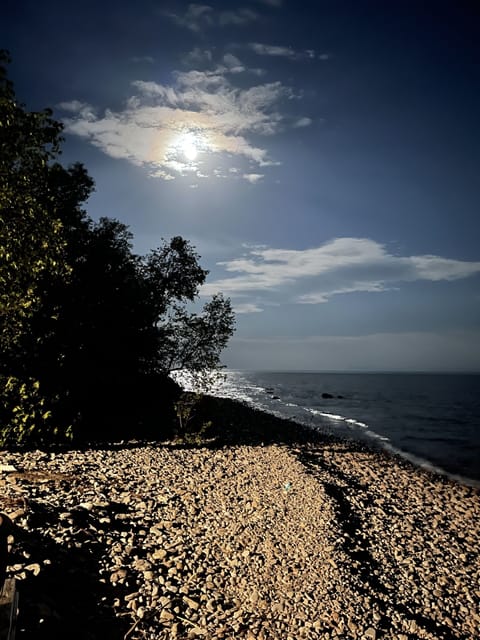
175, 131, 199, 162
183, 140, 198, 161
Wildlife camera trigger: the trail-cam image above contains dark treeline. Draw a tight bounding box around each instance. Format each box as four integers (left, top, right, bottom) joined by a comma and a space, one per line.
0, 52, 235, 445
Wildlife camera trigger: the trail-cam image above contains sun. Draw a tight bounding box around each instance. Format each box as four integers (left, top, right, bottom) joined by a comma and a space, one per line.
167, 129, 208, 168
177, 131, 199, 162
183, 140, 198, 161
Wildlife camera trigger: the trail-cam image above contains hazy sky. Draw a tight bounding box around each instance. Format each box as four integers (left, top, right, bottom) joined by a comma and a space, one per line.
3, 0, 480, 370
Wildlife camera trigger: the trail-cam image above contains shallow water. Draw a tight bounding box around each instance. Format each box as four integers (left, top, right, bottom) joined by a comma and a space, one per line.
209, 371, 480, 486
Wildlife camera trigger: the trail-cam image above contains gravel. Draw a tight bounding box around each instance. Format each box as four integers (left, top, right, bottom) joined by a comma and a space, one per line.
1, 425, 479, 639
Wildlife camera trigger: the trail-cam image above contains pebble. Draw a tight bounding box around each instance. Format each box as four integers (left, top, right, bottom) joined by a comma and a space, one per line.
183, 596, 200, 611
1, 435, 478, 640
24, 563, 41, 576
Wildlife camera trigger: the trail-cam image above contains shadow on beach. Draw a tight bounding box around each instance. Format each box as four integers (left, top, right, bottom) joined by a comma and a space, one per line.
5, 498, 130, 639
179, 395, 335, 448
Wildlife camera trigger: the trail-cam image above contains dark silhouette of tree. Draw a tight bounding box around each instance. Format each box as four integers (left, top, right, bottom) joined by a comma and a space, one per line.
0, 50, 67, 357
0, 53, 235, 445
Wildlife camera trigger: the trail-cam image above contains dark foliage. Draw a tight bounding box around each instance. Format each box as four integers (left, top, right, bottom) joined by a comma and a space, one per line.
0, 53, 235, 445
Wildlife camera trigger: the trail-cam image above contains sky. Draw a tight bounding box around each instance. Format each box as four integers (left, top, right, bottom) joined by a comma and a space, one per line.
2, 0, 480, 371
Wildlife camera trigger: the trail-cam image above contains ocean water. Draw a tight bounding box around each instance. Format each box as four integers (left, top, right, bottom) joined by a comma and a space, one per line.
210, 371, 480, 487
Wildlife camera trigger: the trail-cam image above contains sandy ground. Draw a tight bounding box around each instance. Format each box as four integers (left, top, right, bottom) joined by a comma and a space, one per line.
1, 405, 479, 640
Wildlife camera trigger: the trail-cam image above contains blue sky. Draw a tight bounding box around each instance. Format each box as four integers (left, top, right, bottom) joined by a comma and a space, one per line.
3, 0, 480, 370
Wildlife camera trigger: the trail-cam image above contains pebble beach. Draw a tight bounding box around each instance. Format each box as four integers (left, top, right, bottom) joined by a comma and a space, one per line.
1, 399, 479, 640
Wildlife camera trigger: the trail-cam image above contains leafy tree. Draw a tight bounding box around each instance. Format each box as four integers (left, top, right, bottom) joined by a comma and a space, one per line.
0, 50, 67, 356
0, 50, 71, 444
0, 53, 235, 444
46, 226, 234, 439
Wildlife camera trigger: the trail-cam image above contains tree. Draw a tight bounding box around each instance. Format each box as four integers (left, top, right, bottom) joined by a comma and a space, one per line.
0, 50, 71, 444
143, 237, 234, 375
0, 50, 67, 358
41, 226, 234, 439
0, 53, 235, 444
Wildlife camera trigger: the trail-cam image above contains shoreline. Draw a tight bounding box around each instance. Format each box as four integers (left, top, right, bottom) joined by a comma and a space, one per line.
1, 398, 479, 639
206, 383, 480, 490
203, 394, 480, 489
201, 370, 480, 489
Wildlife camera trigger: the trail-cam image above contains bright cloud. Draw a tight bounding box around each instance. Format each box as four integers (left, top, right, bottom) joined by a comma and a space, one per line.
164, 4, 258, 32
202, 238, 480, 310
243, 173, 264, 183
60, 65, 298, 180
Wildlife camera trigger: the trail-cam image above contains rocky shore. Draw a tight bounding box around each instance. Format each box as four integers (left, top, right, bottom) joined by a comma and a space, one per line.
1, 399, 479, 639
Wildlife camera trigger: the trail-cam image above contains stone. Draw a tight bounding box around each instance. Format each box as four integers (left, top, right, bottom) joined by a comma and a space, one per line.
110, 569, 127, 583
159, 609, 174, 622
347, 619, 358, 633
133, 558, 152, 571
0, 464, 17, 472
2, 428, 478, 640
183, 596, 200, 611
24, 563, 41, 576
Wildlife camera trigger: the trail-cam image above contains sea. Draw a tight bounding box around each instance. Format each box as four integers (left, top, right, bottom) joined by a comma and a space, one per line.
197, 371, 480, 487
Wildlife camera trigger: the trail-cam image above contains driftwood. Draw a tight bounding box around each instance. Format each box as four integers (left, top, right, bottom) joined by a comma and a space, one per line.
0, 514, 18, 640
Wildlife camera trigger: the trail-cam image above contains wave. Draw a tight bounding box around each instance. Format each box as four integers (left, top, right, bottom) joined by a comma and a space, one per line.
173, 370, 480, 488
306, 408, 391, 444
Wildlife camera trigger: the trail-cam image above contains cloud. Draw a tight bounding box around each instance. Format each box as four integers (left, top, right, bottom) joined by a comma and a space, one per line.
233, 302, 264, 314
248, 43, 319, 60
164, 4, 213, 31
57, 100, 96, 120
183, 48, 213, 65
202, 238, 480, 310
164, 4, 258, 32
293, 117, 312, 128
248, 43, 297, 59
222, 53, 245, 73
219, 8, 258, 26
60, 65, 297, 180
243, 173, 264, 183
